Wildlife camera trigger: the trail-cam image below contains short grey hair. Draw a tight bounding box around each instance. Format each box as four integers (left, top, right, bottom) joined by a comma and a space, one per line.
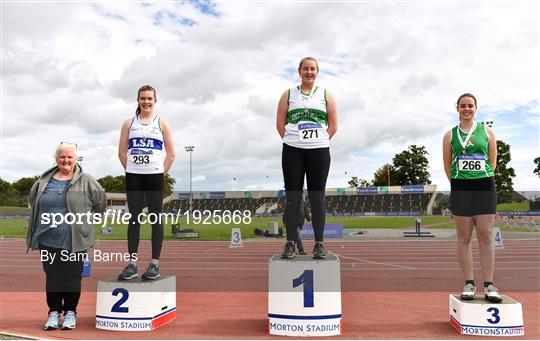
55, 142, 78, 158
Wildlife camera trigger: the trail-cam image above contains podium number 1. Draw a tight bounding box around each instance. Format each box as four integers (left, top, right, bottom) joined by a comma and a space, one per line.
293, 270, 314, 308
111, 288, 129, 313
487, 307, 500, 324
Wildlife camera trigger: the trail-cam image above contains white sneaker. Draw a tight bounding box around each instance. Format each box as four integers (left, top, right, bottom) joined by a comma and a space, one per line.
460, 283, 476, 300
44, 311, 60, 330
62, 311, 76, 330
484, 284, 503, 303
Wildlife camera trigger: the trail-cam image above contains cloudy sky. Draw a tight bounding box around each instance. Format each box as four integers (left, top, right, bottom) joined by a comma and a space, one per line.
2, 1, 539, 192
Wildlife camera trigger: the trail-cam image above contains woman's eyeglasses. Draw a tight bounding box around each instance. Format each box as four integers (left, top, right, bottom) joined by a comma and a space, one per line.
60, 142, 78, 149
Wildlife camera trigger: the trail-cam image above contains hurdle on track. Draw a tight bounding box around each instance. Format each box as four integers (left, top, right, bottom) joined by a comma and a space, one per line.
403, 217, 434, 238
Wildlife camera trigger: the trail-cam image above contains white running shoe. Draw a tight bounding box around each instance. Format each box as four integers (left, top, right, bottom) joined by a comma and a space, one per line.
460, 283, 476, 300
44, 311, 60, 330
62, 311, 76, 330
484, 284, 503, 303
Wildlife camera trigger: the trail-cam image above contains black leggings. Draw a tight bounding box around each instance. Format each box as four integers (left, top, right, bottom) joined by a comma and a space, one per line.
126, 172, 164, 260
40, 245, 83, 314
282, 144, 330, 242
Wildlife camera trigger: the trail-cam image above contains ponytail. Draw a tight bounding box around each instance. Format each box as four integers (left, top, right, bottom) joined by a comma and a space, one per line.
135, 84, 157, 116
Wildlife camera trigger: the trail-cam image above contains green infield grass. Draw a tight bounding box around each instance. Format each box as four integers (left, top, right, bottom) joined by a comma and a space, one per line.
0, 206, 30, 215
0, 215, 451, 241
496, 202, 530, 212
2, 214, 536, 241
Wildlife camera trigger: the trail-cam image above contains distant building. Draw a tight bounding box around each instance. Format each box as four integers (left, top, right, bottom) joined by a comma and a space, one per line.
511, 191, 528, 203
106, 193, 127, 212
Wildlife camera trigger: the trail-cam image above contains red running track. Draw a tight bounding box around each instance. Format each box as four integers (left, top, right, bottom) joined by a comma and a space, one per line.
1, 238, 539, 339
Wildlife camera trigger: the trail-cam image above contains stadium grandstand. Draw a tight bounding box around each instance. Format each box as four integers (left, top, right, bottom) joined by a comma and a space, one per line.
162, 185, 437, 217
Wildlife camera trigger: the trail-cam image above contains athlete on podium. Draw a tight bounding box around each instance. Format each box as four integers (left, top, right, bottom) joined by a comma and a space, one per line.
117, 85, 176, 281
276, 57, 338, 259
443, 93, 501, 303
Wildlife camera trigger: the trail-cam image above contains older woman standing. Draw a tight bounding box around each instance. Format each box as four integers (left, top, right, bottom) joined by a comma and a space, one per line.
276, 57, 338, 259
27, 142, 106, 330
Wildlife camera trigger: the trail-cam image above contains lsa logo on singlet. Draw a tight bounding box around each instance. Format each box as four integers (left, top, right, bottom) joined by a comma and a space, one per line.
131, 138, 156, 148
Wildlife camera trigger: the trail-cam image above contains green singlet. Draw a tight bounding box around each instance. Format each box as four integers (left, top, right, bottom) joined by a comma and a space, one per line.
450, 122, 494, 179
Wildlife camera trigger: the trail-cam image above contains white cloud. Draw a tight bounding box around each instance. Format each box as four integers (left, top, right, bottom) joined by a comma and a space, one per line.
2, 1, 538, 193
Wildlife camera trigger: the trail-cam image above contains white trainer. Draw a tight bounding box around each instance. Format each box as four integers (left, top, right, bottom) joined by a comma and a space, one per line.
460, 283, 476, 300
44, 311, 60, 330
62, 311, 77, 330
484, 284, 503, 303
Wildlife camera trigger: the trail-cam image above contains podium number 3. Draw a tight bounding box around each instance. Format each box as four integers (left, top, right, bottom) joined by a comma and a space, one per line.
293, 270, 314, 308
487, 307, 500, 324
111, 288, 129, 313
233, 232, 240, 243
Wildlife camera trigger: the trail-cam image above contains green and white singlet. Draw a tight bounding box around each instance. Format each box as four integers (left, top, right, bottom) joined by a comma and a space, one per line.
450, 121, 494, 179
283, 86, 329, 149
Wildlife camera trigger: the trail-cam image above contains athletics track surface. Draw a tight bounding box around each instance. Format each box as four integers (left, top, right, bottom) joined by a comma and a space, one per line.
1, 238, 539, 339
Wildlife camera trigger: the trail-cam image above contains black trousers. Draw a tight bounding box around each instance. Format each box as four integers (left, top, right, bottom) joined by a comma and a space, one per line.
40, 245, 84, 314
125, 172, 164, 260
282, 144, 330, 242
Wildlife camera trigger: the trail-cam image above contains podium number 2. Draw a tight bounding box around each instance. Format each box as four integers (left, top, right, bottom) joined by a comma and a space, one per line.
487, 307, 500, 324
111, 288, 129, 313
293, 270, 314, 308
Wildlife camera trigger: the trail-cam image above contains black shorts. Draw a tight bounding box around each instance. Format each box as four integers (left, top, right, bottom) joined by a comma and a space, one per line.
450, 177, 496, 216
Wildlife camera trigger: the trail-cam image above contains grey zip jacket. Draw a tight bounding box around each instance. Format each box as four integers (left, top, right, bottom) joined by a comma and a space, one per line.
26, 164, 107, 252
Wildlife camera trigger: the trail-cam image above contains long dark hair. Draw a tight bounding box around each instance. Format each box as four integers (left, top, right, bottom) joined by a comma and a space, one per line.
135, 85, 157, 116
456, 93, 477, 108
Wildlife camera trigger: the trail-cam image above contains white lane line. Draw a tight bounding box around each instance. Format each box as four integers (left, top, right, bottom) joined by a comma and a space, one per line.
0, 263, 536, 270
2, 252, 538, 259
3, 258, 538, 266
335, 253, 416, 269
0, 264, 539, 271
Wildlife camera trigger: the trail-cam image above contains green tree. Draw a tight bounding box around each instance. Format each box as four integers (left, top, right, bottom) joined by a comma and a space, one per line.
0, 178, 26, 206
432, 194, 450, 214
96, 174, 174, 196
97, 175, 125, 193
97, 176, 113, 192
373, 164, 399, 186
392, 145, 431, 185
164, 174, 176, 196
0, 178, 15, 206
359, 179, 371, 187
534, 157, 540, 178
12, 176, 39, 195
494, 140, 515, 204
0, 178, 14, 194
347, 176, 371, 188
